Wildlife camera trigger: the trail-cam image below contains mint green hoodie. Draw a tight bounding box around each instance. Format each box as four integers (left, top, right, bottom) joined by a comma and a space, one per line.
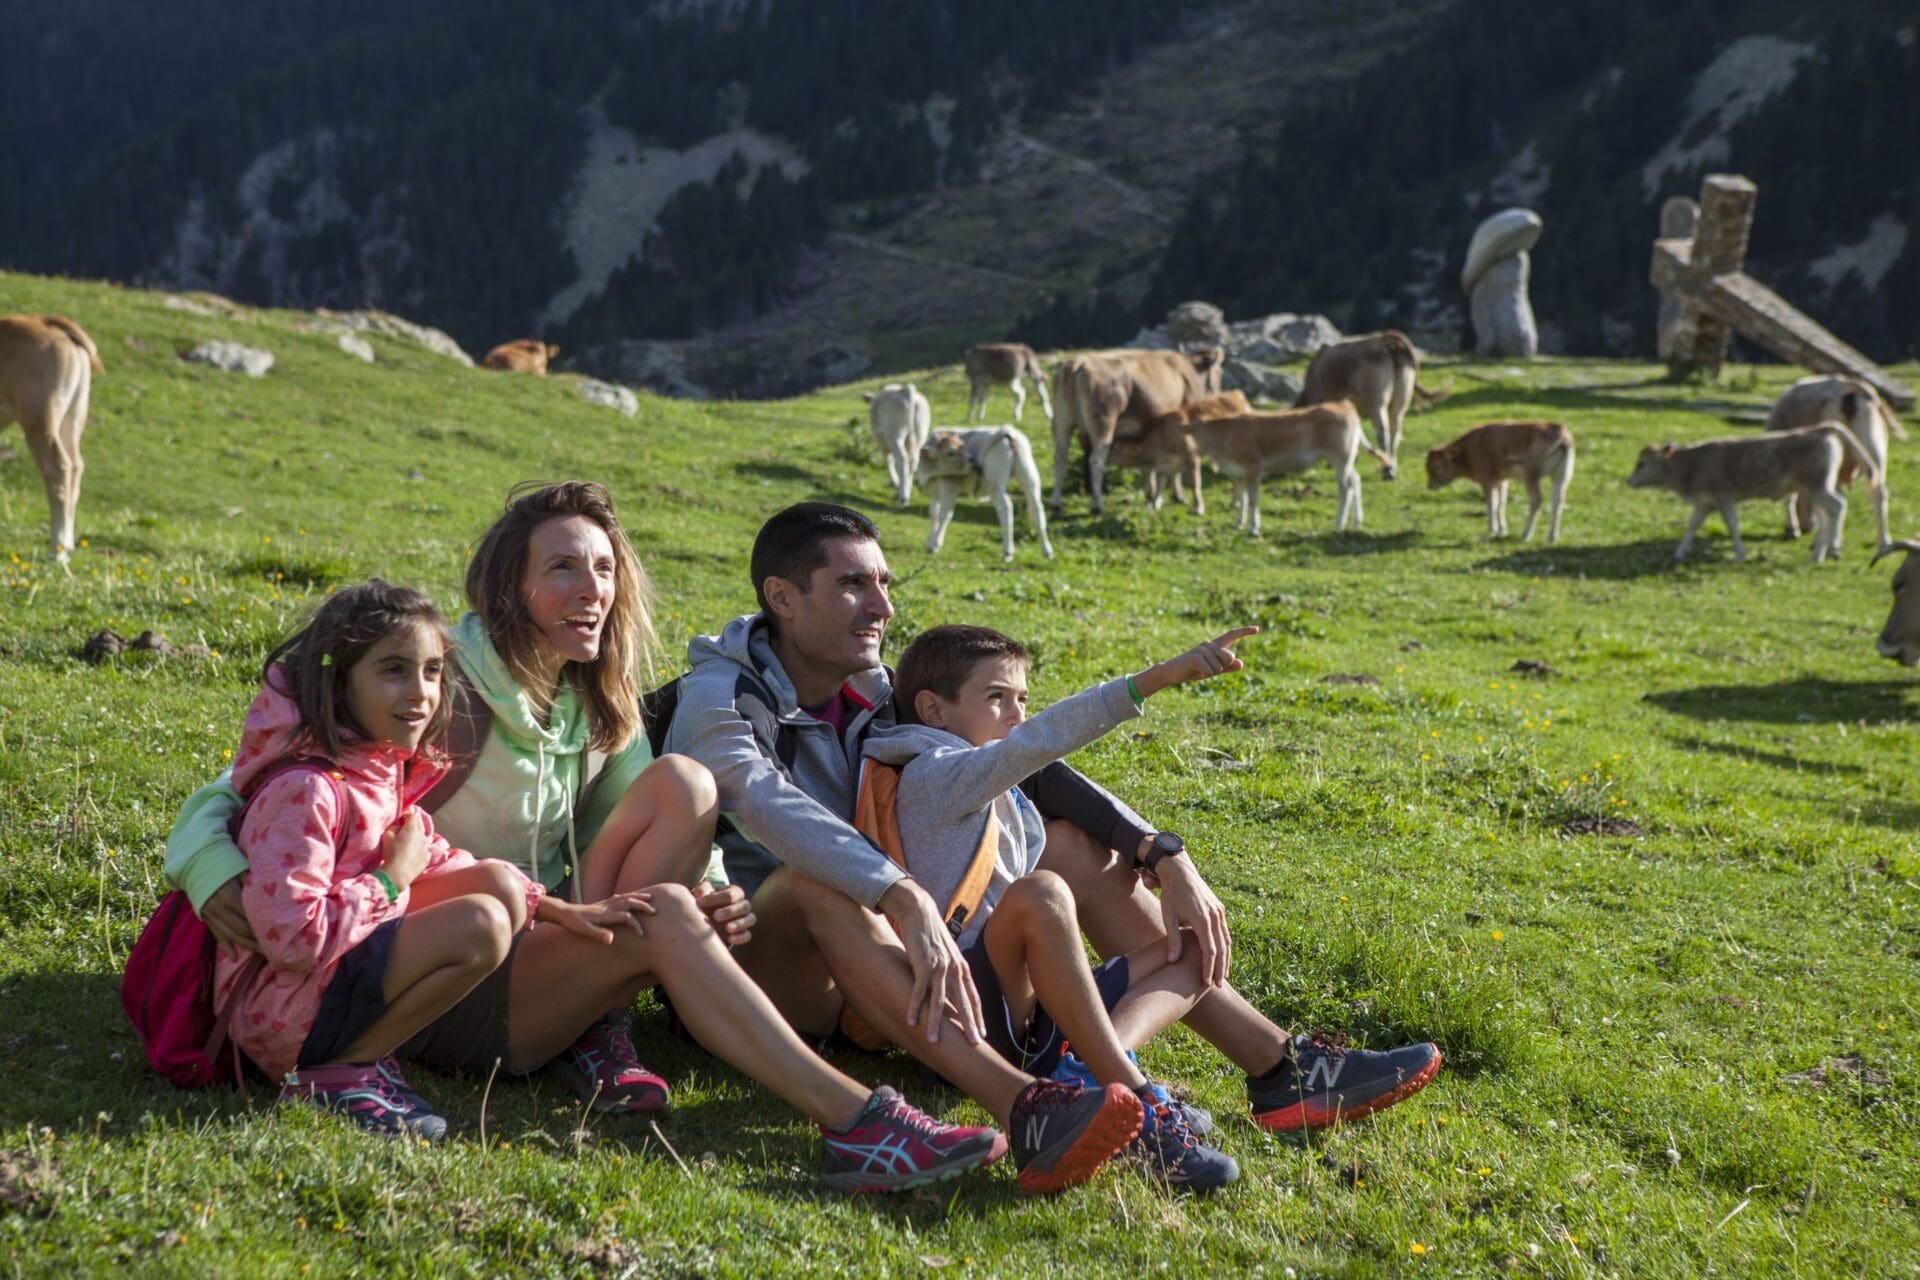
164, 612, 665, 904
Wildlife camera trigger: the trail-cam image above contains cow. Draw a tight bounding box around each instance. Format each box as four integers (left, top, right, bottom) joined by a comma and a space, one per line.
1871, 539, 1920, 665
916, 425, 1054, 562
1295, 330, 1419, 478
1625, 424, 1879, 564
0, 315, 101, 567
481, 339, 559, 374
1104, 391, 1254, 515
1765, 374, 1901, 553
1425, 420, 1576, 543
862, 382, 932, 507
1049, 347, 1224, 516
1182, 400, 1390, 535
964, 343, 1052, 424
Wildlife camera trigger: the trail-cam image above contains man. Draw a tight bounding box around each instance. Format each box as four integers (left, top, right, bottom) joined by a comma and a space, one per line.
666, 502, 1441, 1136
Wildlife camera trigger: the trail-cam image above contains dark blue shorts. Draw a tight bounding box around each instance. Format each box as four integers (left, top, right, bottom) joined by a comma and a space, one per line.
962, 935, 1130, 1079
298, 917, 401, 1068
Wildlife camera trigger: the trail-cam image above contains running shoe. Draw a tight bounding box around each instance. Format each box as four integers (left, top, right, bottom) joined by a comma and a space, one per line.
819, 1086, 1006, 1194
281, 1063, 447, 1141
556, 1013, 670, 1114
1248, 1033, 1442, 1131
1130, 1088, 1238, 1192
1052, 1047, 1216, 1136
1009, 1080, 1143, 1196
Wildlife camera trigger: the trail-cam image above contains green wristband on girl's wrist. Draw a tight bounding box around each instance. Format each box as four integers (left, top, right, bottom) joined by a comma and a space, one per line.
1126, 674, 1145, 708
372, 869, 400, 900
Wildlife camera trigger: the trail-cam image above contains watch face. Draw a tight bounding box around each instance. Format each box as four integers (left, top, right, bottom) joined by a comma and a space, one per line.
1153, 832, 1184, 856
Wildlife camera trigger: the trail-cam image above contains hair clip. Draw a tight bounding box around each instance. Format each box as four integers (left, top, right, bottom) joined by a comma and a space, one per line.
320, 653, 334, 666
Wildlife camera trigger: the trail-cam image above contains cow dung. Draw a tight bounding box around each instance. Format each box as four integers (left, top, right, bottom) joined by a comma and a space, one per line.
1558, 815, 1643, 838
81, 628, 127, 663
1511, 659, 1555, 678
1321, 673, 1380, 686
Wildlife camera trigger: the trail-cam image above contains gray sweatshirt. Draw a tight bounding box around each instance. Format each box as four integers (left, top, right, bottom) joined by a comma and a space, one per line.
861, 678, 1141, 947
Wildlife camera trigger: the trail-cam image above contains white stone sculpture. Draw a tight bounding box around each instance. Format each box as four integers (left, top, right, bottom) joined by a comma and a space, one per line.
1461, 208, 1543, 358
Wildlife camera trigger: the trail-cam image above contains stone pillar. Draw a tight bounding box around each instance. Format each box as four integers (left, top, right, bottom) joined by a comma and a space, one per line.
1655, 196, 1699, 360
1668, 174, 1757, 377
1461, 207, 1543, 358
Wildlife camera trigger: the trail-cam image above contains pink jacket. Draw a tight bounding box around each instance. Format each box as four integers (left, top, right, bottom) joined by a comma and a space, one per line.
212, 672, 542, 1079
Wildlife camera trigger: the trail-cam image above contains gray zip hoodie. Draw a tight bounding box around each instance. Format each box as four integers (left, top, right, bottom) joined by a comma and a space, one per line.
861, 679, 1140, 948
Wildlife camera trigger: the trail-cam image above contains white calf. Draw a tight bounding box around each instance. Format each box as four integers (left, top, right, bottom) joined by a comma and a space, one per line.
863, 383, 931, 507
917, 426, 1055, 562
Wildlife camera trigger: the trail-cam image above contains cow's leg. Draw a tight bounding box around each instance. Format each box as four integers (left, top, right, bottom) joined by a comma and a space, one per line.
1247, 469, 1265, 537
1520, 476, 1545, 542
1368, 403, 1397, 479
925, 488, 955, 553
1349, 465, 1365, 527
1033, 374, 1053, 423
1009, 381, 1026, 423
1812, 488, 1846, 563
1185, 454, 1203, 517
55, 375, 88, 562
1548, 452, 1572, 544
1676, 506, 1709, 560
1048, 416, 1073, 514
1023, 478, 1055, 561
990, 487, 1017, 561
20, 408, 76, 566
1334, 463, 1356, 531
1870, 477, 1891, 553
1483, 482, 1501, 538
1088, 435, 1112, 516
966, 380, 984, 423
1721, 500, 1747, 562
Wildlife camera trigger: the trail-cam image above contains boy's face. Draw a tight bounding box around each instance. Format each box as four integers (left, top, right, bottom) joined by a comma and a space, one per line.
919, 655, 1029, 746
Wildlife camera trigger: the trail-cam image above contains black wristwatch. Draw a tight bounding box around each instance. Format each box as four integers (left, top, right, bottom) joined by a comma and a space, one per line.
1141, 831, 1185, 874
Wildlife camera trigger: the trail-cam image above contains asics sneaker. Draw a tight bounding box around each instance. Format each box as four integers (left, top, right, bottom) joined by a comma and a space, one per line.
556, 1013, 670, 1114
819, 1086, 1005, 1194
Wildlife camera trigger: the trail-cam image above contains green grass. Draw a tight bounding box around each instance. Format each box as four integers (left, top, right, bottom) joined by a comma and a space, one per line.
2, 271, 1917, 1277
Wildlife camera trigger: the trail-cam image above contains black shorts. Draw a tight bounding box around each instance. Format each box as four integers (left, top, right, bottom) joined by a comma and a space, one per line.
298, 918, 401, 1068
962, 935, 1130, 1079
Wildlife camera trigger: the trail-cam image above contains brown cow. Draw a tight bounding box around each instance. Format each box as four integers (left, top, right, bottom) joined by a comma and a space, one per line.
1872, 539, 1920, 664
1296, 330, 1418, 478
1426, 421, 1576, 543
0, 315, 101, 565
1049, 347, 1223, 515
964, 343, 1051, 424
481, 339, 560, 374
1184, 400, 1391, 535
1107, 391, 1254, 515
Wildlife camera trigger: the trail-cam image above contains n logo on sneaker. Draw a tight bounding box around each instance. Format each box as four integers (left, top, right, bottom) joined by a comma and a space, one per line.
1301, 1053, 1346, 1092
1022, 1115, 1049, 1152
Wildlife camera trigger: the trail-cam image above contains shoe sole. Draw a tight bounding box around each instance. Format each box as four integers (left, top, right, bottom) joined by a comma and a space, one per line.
1253, 1047, 1443, 1132
824, 1131, 1007, 1195
1017, 1085, 1146, 1196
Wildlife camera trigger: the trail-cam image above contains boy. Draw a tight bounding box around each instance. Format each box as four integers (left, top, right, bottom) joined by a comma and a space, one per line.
864, 624, 1262, 1191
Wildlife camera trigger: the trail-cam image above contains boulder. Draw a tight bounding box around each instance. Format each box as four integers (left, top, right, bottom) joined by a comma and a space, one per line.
804, 345, 875, 387
596, 341, 710, 400
1166, 300, 1231, 348
184, 341, 274, 377
1222, 359, 1303, 403
1124, 324, 1176, 350
577, 378, 638, 418
337, 333, 376, 363
315, 309, 473, 366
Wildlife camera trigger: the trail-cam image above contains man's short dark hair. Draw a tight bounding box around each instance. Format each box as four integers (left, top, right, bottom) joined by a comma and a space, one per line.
894, 625, 1030, 724
751, 502, 882, 620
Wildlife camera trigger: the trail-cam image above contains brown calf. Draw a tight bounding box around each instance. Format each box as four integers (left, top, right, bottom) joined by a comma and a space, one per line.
1296, 330, 1418, 477
1426, 420, 1575, 543
1184, 400, 1390, 535
0, 314, 101, 566
481, 339, 559, 374
964, 343, 1051, 424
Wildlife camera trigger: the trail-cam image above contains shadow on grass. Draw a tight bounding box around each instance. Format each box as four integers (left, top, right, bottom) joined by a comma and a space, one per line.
733, 458, 817, 487
1664, 734, 1862, 776
1644, 676, 1920, 724
1308, 529, 1421, 557
1434, 380, 1766, 422
1473, 538, 1685, 580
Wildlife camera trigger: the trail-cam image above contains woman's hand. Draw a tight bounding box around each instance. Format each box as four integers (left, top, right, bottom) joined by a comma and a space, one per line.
198, 877, 258, 950
537, 891, 656, 944
696, 884, 756, 948
380, 811, 431, 891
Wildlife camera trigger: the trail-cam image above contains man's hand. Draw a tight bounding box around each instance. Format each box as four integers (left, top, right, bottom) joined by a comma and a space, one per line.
198, 876, 257, 951
1140, 839, 1232, 987
696, 884, 756, 948
878, 878, 985, 1045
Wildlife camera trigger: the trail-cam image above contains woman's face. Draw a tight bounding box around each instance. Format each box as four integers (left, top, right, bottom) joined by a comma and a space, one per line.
521, 515, 617, 676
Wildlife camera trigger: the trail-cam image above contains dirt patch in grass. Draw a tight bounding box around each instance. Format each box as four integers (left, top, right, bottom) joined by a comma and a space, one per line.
1558, 815, 1644, 838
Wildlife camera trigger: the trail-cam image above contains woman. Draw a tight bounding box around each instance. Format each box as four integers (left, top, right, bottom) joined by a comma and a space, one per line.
163, 483, 1002, 1191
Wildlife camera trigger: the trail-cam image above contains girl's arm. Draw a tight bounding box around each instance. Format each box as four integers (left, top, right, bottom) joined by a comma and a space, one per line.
239, 773, 400, 974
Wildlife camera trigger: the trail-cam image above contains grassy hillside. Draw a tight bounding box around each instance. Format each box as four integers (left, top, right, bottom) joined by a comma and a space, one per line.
2, 271, 1917, 1277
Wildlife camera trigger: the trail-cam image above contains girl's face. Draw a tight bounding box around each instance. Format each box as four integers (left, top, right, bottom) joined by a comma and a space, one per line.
344, 622, 445, 751
521, 515, 617, 676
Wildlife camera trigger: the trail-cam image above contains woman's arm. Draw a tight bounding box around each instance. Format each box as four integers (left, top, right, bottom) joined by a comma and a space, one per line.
163, 771, 247, 912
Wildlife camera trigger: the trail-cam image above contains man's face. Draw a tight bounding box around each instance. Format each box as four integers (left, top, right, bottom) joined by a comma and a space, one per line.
777, 537, 895, 680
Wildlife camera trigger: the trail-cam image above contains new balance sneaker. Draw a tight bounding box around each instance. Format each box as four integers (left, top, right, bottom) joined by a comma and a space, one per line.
1248, 1033, 1442, 1131
556, 1014, 670, 1114
1130, 1089, 1239, 1192
819, 1086, 1006, 1194
281, 1063, 447, 1141
1052, 1047, 1216, 1136
1009, 1080, 1144, 1196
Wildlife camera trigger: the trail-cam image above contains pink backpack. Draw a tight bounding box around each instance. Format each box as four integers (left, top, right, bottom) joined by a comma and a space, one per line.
121, 759, 346, 1088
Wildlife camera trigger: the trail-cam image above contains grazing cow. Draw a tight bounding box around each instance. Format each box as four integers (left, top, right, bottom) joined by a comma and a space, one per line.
1626, 424, 1878, 563
1183, 400, 1390, 535
1871, 539, 1920, 665
1105, 391, 1254, 515
1295, 330, 1419, 478
862, 382, 932, 507
1766, 374, 1901, 552
1426, 420, 1576, 543
964, 343, 1052, 424
481, 339, 559, 374
1049, 347, 1224, 515
0, 315, 101, 566
916, 425, 1054, 562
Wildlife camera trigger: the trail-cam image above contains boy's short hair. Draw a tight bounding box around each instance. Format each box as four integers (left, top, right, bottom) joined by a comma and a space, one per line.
894, 625, 1030, 724
750, 502, 882, 624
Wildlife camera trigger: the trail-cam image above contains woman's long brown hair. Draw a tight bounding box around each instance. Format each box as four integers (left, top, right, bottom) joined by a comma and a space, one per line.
464, 482, 657, 752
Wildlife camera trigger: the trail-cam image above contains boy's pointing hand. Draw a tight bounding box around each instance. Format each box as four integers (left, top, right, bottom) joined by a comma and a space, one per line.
1135, 625, 1259, 698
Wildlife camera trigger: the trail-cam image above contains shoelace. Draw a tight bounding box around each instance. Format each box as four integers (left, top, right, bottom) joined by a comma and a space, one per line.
593, 1020, 645, 1073
1303, 1030, 1351, 1060
1148, 1100, 1198, 1152
875, 1095, 942, 1137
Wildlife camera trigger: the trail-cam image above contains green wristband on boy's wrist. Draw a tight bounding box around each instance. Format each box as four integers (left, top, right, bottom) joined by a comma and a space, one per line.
372, 869, 400, 900
1127, 674, 1145, 708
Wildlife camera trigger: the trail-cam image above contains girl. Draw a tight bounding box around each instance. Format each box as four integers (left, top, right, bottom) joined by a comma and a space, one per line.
218, 578, 638, 1138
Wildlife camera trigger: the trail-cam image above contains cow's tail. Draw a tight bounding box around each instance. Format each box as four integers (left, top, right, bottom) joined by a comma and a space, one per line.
1829, 422, 1882, 487
1412, 381, 1447, 409
1877, 391, 1909, 442
44, 315, 103, 373
1383, 330, 1418, 370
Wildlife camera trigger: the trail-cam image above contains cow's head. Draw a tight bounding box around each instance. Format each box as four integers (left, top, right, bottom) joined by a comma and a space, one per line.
1425, 444, 1461, 490
917, 431, 975, 481
545, 343, 560, 360
1186, 347, 1225, 394
1873, 539, 1920, 665
1626, 444, 1675, 490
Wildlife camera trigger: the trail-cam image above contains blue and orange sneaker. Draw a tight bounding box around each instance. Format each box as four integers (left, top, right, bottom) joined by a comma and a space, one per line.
1052, 1047, 1216, 1136
819, 1086, 1005, 1194
1009, 1080, 1144, 1196
1248, 1033, 1442, 1131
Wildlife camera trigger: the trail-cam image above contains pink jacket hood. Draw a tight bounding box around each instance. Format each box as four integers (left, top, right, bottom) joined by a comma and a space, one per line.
232, 666, 449, 806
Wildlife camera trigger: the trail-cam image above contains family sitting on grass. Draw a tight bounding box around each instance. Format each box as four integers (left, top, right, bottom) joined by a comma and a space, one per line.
154, 484, 1441, 1196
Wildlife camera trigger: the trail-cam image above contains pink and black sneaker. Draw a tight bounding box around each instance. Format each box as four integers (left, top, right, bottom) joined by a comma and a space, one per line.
556, 1013, 670, 1114
281, 1062, 447, 1142
819, 1086, 1006, 1194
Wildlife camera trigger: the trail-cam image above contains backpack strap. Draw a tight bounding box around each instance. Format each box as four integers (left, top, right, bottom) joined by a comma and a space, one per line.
852, 757, 999, 939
